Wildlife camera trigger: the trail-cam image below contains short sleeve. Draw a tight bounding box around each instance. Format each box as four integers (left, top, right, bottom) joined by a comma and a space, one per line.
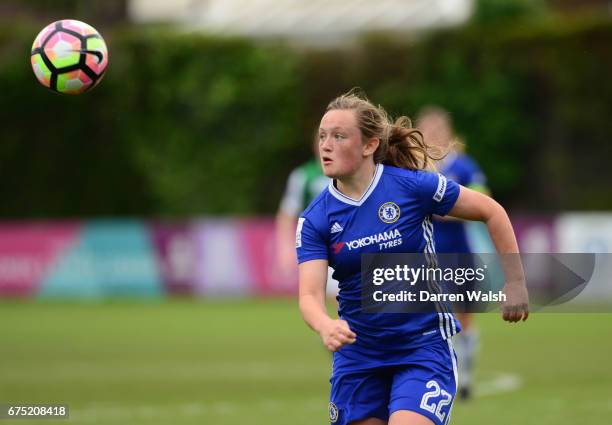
296, 217, 328, 264
463, 159, 487, 188
418, 171, 460, 216
279, 168, 305, 216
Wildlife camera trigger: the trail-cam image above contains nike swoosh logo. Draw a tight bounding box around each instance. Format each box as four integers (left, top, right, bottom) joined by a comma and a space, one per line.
74, 49, 104, 64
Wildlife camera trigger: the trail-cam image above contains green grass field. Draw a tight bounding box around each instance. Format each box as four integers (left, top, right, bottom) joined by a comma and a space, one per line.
1, 300, 611, 424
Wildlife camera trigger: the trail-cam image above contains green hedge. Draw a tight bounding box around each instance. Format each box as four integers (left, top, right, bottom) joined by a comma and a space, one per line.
277, 15, 612, 211
1, 15, 611, 217
0, 27, 304, 216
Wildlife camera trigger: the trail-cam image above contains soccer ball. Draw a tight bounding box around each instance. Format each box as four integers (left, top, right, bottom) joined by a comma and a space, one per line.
30, 19, 109, 94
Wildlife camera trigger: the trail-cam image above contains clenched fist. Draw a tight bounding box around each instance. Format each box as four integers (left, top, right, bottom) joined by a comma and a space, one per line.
319, 319, 357, 352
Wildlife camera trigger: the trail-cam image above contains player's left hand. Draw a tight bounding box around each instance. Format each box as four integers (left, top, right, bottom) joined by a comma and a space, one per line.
501, 281, 529, 323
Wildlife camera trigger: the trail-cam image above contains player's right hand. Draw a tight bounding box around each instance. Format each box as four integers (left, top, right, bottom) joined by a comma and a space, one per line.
319, 319, 357, 352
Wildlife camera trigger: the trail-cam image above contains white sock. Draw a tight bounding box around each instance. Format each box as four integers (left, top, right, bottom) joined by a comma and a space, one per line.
454, 329, 479, 389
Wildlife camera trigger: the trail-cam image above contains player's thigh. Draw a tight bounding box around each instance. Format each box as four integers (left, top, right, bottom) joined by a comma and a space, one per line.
350, 418, 387, 425
389, 341, 457, 425
389, 410, 434, 425
330, 369, 392, 425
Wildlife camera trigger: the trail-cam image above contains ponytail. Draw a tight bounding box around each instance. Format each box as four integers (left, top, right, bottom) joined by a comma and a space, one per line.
376, 116, 445, 171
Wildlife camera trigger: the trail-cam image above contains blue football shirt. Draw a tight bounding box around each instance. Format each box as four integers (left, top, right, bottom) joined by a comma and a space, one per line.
297, 164, 461, 370
434, 152, 487, 253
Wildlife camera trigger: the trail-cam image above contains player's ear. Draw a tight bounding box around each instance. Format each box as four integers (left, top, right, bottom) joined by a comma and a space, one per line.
363, 137, 380, 157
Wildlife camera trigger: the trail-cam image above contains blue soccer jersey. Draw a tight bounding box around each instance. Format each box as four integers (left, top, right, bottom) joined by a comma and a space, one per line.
297, 164, 461, 372
434, 152, 487, 253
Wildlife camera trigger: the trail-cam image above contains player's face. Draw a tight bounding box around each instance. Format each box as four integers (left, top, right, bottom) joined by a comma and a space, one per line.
318, 109, 366, 178
418, 114, 452, 148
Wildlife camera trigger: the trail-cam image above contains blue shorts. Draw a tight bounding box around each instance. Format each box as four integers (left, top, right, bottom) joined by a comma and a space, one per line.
329, 339, 458, 425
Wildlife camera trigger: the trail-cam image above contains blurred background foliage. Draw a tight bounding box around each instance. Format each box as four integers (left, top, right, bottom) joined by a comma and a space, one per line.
0, 0, 611, 217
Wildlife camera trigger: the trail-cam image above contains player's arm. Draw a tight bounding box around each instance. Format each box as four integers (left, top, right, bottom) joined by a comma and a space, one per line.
447, 186, 529, 322
276, 169, 305, 274
434, 181, 488, 223
276, 210, 298, 274
299, 260, 356, 351
435, 167, 489, 222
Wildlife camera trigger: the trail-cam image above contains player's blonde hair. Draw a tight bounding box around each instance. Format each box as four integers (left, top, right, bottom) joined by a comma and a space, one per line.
416, 105, 464, 153
326, 90, 446, 171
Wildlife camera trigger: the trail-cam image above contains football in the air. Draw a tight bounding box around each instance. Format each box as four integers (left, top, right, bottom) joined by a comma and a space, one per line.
30, 19, 108, 94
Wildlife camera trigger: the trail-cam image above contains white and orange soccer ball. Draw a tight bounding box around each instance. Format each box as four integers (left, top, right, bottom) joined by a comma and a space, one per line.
30, 19, 109, 94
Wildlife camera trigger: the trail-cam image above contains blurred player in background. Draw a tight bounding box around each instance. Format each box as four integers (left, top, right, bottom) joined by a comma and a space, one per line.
298, 91, 528, 425
276, 137, 338, 299
417, 106, 492, 400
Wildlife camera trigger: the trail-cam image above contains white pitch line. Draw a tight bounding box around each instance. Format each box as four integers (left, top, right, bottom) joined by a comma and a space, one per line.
474, 372, 523, 398
72, 397, 324, 422
23, 372, 525, 423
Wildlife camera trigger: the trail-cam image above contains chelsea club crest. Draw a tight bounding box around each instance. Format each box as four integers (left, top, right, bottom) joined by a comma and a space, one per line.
329, 402, 339, 423
378, 202, 400, 224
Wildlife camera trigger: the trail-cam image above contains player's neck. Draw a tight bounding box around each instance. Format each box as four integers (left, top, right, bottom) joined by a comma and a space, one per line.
336, 161, 377, 201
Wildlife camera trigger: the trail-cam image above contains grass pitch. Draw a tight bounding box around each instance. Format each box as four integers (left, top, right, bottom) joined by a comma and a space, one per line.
0, 299, 611, 424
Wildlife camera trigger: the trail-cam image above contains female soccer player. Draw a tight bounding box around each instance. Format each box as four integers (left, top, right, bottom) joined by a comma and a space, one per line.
297, 92, 528, 425
417, 106, 491, 400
